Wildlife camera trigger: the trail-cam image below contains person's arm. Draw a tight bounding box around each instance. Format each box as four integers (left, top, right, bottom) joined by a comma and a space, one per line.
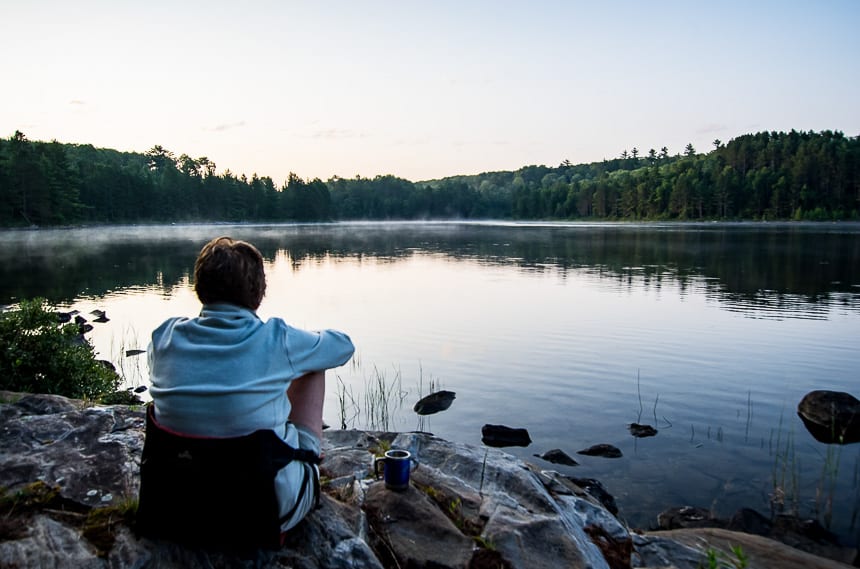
286, 327, 355, 376
287, 370, 326, 441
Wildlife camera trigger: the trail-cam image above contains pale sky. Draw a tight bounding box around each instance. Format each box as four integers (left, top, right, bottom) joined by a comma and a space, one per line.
2, 1, 858, 184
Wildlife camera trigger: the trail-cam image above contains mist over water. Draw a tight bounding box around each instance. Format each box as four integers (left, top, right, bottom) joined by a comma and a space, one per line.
3, 221, 859, 544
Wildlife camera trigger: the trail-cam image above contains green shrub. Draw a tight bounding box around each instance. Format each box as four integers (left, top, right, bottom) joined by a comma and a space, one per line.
0, 298, 120, 400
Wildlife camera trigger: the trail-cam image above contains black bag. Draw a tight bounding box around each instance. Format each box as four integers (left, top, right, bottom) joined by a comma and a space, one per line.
137, 404, 319, 551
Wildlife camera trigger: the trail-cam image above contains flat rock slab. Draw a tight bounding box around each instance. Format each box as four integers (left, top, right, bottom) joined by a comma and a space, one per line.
0, 392, 145, 507
363, 483, 474, 568
638, 528, 856, 569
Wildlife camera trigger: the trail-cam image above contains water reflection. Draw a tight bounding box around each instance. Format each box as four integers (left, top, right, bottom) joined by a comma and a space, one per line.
2, 222, 859, 319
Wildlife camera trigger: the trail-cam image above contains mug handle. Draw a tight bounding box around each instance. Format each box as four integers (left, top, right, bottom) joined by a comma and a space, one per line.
410, 457, 419, 472
373, 456, 386, 479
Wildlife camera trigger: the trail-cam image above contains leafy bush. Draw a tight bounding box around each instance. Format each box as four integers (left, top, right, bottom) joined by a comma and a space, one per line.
0, 298, 120, 400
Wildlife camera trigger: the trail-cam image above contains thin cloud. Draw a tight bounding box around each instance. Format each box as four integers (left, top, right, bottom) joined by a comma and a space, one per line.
69, 100, 86, 105
307, 128, 368, 140
696, 123, 728, 135
208, 121, 246, 132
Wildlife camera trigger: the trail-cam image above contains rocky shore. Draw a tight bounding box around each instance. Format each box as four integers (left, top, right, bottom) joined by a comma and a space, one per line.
0, 391, 856, 568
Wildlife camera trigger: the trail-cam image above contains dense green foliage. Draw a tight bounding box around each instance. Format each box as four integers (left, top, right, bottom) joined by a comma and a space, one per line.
504, 132, 860, 221
1, 129, 857, 226
0, 299, 121, 399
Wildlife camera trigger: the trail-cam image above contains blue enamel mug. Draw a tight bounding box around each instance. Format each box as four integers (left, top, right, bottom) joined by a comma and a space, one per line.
373, 449, 418, 491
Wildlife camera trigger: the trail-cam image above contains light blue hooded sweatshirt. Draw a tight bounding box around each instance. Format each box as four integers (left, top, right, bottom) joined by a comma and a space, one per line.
148, 302, 354, 529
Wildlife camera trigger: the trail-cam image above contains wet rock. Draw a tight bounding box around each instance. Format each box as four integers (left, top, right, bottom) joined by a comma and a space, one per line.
657, 506, 859, 566
727, 507, 773, 536
481, 424, 531, 447
797, 390, 860, 444
412, 390, 456, 415
769, 514, 856, 565
628, 423, 658, 438
567, 477, 618, 515
125, 349, 147, 357
577, 444, 623, 458
535, 448, 579, 466
635, 528, 854, 569
657, 506, 721, 530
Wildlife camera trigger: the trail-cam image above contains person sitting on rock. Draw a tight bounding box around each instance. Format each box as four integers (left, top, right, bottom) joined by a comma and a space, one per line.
144, 236, 354, 539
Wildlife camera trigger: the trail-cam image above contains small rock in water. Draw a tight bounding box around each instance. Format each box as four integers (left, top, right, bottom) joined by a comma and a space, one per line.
577, 444, 622, 458
535, 449, 579, 466
413, 390, 456, 415
481, 424, 531, 448
657, 506, 713, 529
125, 349, 146, 357
628, 423, 658, 438
797, 390, 860, 444
56, 311, 73, 323
133, 385, 148, 394
90, 309, 108, 322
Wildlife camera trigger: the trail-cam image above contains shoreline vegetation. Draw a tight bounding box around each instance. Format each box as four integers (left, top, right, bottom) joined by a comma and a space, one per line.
1, 130, 858, 228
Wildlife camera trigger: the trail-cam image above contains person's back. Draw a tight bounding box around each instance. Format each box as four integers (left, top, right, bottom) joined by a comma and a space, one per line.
142, 236, 354, 539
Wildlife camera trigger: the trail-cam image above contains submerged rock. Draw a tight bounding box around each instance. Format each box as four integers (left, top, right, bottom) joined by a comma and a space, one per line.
628, 423, 658, 438
577, 444, 623, 458
481, 424, 532, 447
412, 390, 456, 415
535, 448, 579, 466
797, 390, 860, 444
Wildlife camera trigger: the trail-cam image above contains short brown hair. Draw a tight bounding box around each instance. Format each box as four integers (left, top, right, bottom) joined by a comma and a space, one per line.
194, 237, 267, 310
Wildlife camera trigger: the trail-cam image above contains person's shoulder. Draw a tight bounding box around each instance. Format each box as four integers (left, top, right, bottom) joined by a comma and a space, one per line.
262, 315, 289, 330
152, 316, 191, 336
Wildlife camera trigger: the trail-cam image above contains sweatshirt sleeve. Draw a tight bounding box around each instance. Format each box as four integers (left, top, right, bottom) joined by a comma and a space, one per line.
284, 325, 355, 377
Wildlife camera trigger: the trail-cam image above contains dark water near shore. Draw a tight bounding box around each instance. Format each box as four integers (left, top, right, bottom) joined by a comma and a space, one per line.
2, 221, 859, 545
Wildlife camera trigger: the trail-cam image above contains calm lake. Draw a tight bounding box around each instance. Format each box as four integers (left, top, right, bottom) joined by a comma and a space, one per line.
2, 221, 859, 544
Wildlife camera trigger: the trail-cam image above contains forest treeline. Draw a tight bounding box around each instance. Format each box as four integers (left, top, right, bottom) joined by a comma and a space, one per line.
0, 129, 858, 227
